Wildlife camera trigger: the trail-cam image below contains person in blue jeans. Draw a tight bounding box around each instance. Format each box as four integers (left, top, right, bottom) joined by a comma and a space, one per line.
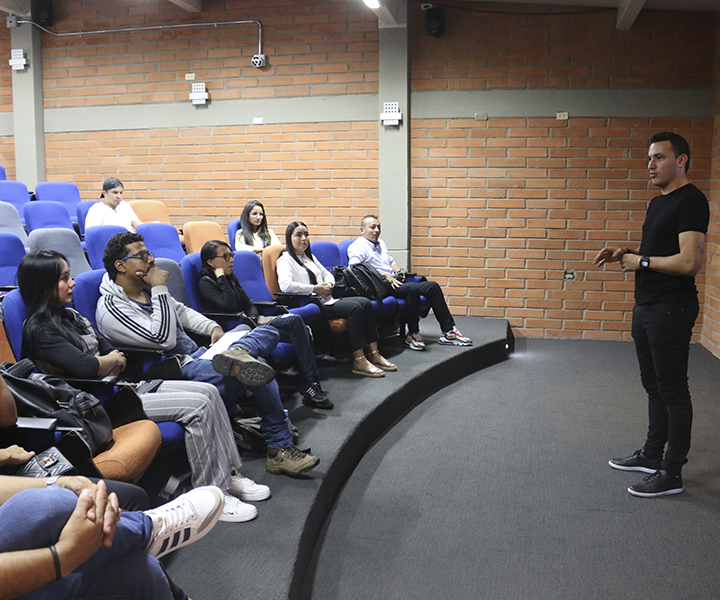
197, 240, 332, 410
0, 477, 223, 600
95, 231, 319, 477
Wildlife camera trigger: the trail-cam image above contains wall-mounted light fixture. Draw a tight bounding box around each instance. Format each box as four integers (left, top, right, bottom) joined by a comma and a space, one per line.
9, 49, 27, 71
380, 101, 402, 127
189, 82, 209, 105
363, 0, 381, 7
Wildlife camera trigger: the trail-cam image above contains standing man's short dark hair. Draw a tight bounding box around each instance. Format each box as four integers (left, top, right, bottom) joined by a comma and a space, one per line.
649, 131, 691, 172
593, 131, 709, 498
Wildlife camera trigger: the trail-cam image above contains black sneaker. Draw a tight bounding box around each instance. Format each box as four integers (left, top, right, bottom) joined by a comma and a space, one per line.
608, 449, 661, 474
628, 470, 683, 498
300, 381, 333, 410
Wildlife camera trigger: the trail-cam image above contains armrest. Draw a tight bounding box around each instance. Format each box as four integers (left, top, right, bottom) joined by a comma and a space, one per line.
15, 416, 58, 430
53, 375, 118, 388
272, 292, 320, 309
114, 345, 165, 356
201, 311, 255, 327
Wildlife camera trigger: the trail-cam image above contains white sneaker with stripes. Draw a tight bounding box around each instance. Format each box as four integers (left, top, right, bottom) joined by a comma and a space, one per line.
145, 486, 224, 559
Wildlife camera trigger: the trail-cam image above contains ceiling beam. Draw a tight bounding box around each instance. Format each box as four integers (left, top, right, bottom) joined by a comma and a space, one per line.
168, 0, 201, 12
0, 0, 30, 17
370, 0, 406, 29
616, 0, 645, 31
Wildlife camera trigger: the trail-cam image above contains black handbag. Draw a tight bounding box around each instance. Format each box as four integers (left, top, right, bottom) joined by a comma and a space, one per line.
0, 360, 113, 457
15, 447, 78, 478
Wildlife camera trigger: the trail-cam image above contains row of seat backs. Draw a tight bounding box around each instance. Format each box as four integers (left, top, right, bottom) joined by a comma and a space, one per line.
85, 221, 226, 268
0, 227, 94, 287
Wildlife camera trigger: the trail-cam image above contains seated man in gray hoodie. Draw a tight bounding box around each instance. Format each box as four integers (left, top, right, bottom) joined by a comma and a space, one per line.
95, 231, 318, 477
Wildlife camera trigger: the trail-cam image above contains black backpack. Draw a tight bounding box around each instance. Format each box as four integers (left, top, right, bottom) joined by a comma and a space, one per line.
332, 263, 393, 302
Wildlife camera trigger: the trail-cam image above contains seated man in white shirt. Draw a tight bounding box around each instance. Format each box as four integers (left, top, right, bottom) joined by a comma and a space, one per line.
347, 215, 472, 351
85, 178, 142, 232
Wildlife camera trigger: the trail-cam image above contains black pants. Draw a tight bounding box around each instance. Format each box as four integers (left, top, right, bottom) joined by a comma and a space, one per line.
391, 280, 455, 335
632, 300, 699, 474
323, 297, 379, 351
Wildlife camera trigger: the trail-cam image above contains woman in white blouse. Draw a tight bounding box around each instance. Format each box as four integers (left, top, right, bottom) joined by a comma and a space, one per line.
234, 201, 281, 255
276, 221, 397, 378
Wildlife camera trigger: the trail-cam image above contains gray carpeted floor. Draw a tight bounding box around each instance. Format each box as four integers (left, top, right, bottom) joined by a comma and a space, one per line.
304, 338, 720, 600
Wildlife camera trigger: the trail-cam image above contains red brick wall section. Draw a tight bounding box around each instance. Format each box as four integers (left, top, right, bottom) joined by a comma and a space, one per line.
0, 26, 11, 111
45, 122, 378, 239
0, 136, 16, 180
412, 3, 716, 91
699, 24, 720, 356
42, 0, 378, 108
410, 117, 713, 340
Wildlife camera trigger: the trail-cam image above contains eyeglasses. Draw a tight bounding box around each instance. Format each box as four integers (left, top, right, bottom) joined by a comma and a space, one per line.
118, 251, 154, 263
214, 252, 234, 261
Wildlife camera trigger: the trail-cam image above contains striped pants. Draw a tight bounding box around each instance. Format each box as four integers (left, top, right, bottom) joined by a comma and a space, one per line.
140, 380, 242, 492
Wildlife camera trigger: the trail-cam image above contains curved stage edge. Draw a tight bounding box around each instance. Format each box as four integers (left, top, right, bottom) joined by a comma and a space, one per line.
164, 316, 513, 600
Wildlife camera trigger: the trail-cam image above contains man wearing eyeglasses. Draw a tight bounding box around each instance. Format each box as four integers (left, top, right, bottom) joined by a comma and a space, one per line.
95, 232, 319, 477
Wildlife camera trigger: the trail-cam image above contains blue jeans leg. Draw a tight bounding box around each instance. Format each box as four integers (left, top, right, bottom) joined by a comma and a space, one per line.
0, 487, 169, 600
271, 313, 318, 380
183, 327, 292, 448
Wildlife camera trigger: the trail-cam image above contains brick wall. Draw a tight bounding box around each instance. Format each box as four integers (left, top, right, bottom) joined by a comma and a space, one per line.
410, 117, 713, 340
408, 4, 717, 340
699, 24, 720, 355
42, 0, 377, 108
45, 122, 378, 238
0, 26, 11, 111
0, 135, 16, 180
411, 3, 716, 91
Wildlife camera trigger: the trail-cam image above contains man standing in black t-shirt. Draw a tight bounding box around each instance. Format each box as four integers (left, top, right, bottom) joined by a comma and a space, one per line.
593, 132, 709, 498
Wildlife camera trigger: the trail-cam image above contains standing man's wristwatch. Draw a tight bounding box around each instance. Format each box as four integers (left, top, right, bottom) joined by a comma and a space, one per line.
639, 255, 651, 270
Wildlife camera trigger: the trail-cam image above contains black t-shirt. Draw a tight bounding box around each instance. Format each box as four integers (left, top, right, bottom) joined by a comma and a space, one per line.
635, 183, 709, 304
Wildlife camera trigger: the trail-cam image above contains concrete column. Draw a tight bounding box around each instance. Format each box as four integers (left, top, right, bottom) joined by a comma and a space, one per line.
11, 21, 45, 187
377, 8, 409, 269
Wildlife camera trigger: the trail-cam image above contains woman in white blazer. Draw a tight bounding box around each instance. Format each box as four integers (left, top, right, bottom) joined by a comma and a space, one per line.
276, 221, 397, 377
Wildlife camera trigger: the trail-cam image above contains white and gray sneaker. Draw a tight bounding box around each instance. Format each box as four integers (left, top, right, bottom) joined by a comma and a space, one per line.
220, 493, 258, 522
230, 474, 271, 502
145, 486, 224, 559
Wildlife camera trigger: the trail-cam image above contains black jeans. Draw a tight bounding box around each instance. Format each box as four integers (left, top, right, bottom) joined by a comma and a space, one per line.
322, 296, 379, 351
631, 300, 699, 474
391, 280, 455, 335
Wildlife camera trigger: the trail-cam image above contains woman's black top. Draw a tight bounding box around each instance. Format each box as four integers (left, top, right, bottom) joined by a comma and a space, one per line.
197, 271, 259, 323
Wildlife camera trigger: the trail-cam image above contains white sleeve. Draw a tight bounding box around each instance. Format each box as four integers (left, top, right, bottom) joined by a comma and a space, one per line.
277, 254, 315, 294
347, 239, 366, 265
84, 203, 105, 230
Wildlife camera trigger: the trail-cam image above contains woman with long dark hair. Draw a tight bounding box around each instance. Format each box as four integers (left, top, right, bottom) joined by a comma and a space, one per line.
198, 239, 332, 409
234, 200, 281, 255
276, 222, 397, 377
17, 250, 271, 523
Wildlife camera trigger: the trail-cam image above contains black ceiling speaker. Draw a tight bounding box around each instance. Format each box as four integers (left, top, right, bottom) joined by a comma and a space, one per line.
31, 0, 54, 27
425, 7, 444, 38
